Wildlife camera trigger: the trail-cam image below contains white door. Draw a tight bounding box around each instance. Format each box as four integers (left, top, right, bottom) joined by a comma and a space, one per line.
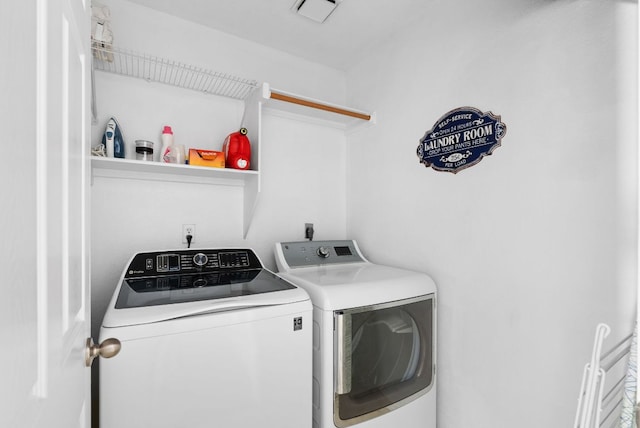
0, 0, 91, 427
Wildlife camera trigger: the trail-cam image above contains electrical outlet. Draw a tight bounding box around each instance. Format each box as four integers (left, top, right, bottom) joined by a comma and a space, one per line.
305, 223, 314, 240
182, 224, 195, 244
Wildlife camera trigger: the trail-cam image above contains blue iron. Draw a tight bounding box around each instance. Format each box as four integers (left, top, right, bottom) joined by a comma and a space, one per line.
102, 117, 125, 158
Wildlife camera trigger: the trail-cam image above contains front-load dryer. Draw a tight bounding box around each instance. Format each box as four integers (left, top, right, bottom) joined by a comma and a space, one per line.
275, 240, 436, 428
99, 248, 312, 428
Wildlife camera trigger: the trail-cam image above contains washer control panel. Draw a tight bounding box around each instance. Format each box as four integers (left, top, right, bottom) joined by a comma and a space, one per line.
124, 249, 260, 278
278, 240, 365, 268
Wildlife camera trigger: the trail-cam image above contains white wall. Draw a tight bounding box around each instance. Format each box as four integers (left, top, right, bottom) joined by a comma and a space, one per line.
91, 0, 637, 427
345, 1, 637, 427
91, 0, 348, 339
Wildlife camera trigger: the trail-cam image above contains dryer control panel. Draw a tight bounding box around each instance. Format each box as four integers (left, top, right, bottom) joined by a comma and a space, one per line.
124, 249, 262, 278
277, 240, 366, 268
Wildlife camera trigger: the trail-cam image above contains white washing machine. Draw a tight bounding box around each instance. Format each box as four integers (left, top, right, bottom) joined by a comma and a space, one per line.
275, 240, 436, 428
99, 248, 312, 428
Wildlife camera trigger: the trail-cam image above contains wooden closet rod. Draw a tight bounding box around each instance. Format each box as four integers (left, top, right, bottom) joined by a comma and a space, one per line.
269, 90, 371, 121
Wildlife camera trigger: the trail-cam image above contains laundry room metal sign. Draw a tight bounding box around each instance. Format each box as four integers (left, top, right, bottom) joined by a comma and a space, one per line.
417, 107, 507, 174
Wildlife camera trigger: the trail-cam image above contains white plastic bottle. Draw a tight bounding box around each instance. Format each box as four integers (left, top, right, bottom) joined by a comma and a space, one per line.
172, 144, 186, 164
160, 125, 174, 163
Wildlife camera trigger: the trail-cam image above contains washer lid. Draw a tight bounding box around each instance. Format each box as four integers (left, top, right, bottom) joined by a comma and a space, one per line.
102, 269, 309, 328
115, 269, 295, 309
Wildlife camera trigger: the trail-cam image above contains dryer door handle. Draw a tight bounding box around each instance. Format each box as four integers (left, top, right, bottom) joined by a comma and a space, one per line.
335, 313, 352, 394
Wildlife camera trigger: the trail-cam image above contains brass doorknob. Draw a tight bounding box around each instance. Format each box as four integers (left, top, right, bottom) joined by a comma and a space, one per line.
85, 337, 121, 367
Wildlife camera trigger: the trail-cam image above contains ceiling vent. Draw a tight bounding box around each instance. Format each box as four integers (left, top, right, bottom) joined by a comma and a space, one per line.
292, 0, 343, 23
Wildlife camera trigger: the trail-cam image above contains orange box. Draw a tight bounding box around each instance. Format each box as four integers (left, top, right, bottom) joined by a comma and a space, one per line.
188, 149, 225, 168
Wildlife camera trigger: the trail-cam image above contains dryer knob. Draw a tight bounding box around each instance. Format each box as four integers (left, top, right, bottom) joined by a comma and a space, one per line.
317, 246, 330, 258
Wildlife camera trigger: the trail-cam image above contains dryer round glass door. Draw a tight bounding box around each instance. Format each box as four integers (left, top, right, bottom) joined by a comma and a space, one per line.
333, 294, 435, 427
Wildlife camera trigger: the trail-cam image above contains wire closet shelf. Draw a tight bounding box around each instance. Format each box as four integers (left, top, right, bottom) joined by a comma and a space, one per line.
91, 45, 259, 100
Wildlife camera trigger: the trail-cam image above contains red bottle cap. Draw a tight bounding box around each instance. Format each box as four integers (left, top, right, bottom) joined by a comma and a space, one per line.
162, 126, 173, 134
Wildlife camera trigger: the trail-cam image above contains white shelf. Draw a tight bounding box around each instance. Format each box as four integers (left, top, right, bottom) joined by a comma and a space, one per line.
90, 49, 374, 238
91, 157, 260, 238
91, 157, 258, 186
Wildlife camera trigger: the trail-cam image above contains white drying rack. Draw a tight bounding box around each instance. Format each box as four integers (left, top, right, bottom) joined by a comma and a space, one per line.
574, 323, 637, 428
